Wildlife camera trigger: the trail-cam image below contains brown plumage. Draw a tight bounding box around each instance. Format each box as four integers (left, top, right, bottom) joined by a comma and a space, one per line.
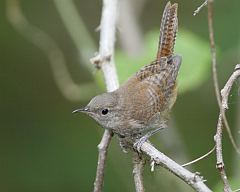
157, 2, 178, 59
73, 2, 181, 152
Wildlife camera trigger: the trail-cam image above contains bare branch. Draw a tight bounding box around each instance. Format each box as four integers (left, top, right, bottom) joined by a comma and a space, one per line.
90, 3, 119, 91
207, 0, 239, 154
221, 64, 240, 111
207, 2, 233, 191
132, 152, 145, 192
207, 1, 221, 113
215, 65, 240, 192
93, 130, 113, 192
193, 0, 209, 16
220, 64, 240, 154
141, 142, 212, 192
90, 0, 119, 191
215, 113, 232, 192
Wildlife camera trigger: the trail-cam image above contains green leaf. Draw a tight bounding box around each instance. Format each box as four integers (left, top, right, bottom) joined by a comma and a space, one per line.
115, 29, 211, 94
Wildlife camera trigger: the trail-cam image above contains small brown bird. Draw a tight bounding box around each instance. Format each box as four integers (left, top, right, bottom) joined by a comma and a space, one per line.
73, 2, 181, 152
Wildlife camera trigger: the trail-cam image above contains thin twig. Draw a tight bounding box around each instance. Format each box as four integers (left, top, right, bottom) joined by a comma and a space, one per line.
182, 145, 216, 167
93, 130, 113, 192
215, 114, 233, 192
216, 64, 240, 192
90, 0, 119, 191
141, 142, 212, 192
193, 0, 209, 16
207, 1, 222, 119
207, 0, 240, 154
220, 64, 240, 155
221, 64, 240, 112
207, 2, 233, 191
132, 152, 145, 192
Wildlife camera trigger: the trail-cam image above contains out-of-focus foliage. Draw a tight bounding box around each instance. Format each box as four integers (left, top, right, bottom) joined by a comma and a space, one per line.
175, 29, 211, 93
116, 29, 211, 93
1, 0, 240, 192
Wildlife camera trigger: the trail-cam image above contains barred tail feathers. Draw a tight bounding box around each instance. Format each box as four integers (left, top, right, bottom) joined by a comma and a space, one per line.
156, 2, 178, 59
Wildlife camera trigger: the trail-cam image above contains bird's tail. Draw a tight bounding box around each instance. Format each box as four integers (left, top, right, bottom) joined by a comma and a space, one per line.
156, 2, 178, 60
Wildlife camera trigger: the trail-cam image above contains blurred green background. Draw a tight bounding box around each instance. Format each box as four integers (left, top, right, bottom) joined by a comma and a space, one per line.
1, 0, 240, 191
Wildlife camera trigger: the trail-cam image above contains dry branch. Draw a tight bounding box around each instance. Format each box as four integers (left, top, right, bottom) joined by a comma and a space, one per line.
132, 152, 145, 192
215, 64, 240, 192
141, 143, 212, 192
193, 0, 208, 16
207, 1, 239, 191
90, 0, 119, 191
207, 0, 239, 154
207, 1, 231, 190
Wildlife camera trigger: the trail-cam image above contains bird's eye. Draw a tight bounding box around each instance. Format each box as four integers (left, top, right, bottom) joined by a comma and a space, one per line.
101, 109, 109, 115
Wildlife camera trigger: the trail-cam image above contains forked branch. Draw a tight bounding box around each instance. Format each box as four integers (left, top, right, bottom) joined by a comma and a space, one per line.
207, 1, 239, 191
215, 64, 240, 192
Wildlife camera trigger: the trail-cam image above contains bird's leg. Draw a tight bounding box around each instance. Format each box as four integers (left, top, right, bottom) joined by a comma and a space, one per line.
118, 135, 132, 153
133, 127, 165, 152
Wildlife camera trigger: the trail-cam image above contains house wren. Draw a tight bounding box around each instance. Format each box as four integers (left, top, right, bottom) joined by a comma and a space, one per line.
73, 2, 181, 152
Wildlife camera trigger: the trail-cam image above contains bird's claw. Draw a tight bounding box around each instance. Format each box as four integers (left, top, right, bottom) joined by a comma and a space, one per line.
133, 137, 148, 153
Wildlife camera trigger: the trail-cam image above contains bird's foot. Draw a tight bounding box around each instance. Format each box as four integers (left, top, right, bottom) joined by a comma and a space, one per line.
133, 136, 149, 153
133, 126, 166, 152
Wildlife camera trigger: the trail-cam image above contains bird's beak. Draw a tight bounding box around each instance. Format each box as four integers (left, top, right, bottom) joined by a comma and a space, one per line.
72, 107, 90, 114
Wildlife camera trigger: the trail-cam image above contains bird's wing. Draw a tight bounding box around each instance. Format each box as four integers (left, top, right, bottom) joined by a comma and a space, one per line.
129, 56, 182, 121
